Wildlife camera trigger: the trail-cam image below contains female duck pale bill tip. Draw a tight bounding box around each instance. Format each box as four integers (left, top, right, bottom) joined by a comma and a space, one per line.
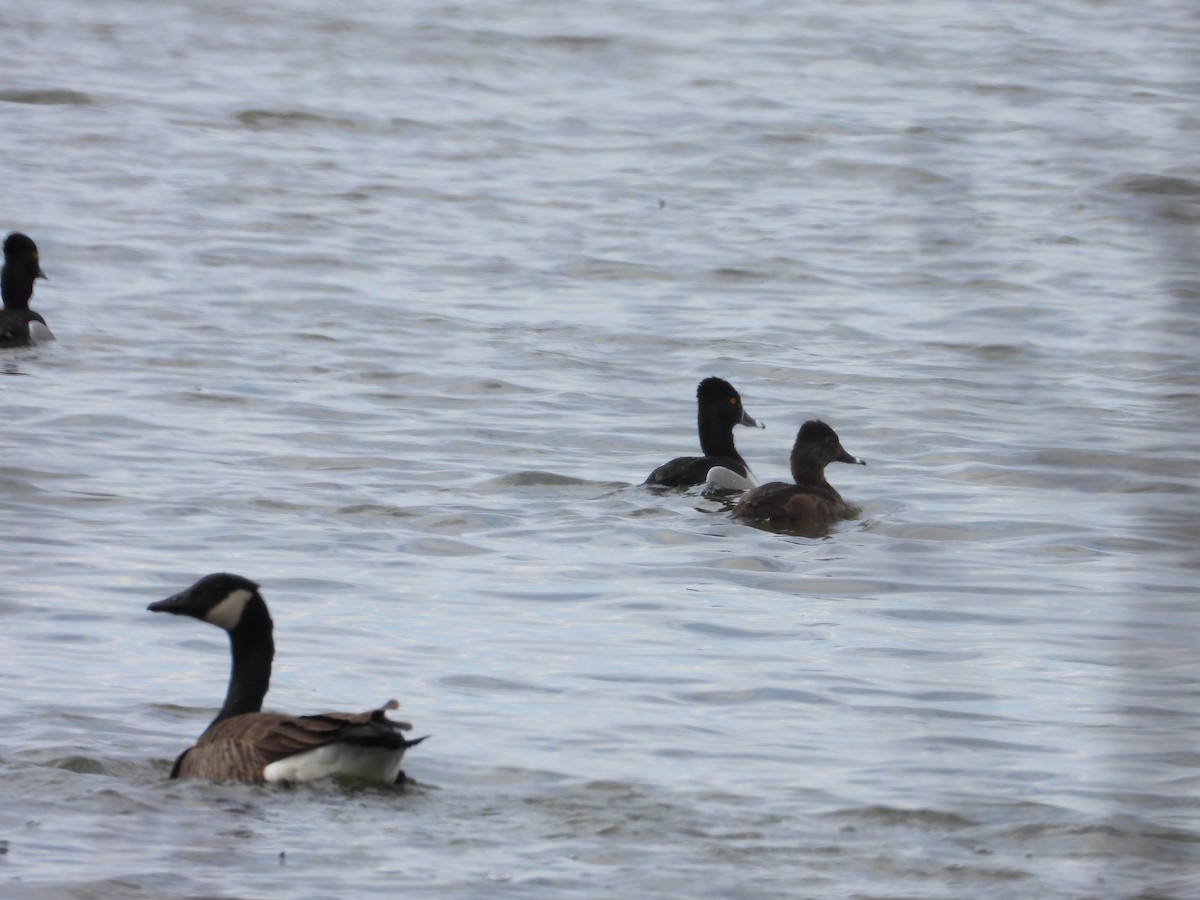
148, 572, 425, 785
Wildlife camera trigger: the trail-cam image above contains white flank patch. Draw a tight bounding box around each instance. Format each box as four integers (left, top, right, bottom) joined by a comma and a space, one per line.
703, 465, 755, 492
263, 743, 407, 784
28, 322, 55, 342
205, 588, 253, 631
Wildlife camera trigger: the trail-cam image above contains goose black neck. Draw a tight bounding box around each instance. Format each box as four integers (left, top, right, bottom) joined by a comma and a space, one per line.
697, 406, 743, 463
215, 597, 274, 725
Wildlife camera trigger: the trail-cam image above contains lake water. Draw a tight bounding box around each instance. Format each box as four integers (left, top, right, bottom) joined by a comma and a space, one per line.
2, 0, 1198, 897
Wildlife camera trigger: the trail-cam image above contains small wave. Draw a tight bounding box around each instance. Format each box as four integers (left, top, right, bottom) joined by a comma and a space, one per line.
0, 88, 94, 106
479, 471, 592, 488
235, 108, 357, 130
823, 805, 977, 830
1116, 174, 1200, 197
440, 675, 560, 694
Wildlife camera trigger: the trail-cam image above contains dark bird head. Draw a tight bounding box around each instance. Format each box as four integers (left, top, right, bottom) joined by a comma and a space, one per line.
148, 572, 267, 633
697, 376, 763, 429
794, 420, 866, 470
2, 232, 47, 310
3, 232, 46, 279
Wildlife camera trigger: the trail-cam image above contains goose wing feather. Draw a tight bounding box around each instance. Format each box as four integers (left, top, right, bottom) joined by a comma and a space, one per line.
172, 700, 416, 782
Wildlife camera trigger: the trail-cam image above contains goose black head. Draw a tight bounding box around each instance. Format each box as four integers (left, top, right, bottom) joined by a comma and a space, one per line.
148, 573, 266, 632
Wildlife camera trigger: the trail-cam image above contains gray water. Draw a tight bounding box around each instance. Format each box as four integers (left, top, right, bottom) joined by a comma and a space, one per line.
2, 0, 1198, 897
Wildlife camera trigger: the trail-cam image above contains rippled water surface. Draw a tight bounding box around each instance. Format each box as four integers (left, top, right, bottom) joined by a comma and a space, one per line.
2, 1, 1199, 897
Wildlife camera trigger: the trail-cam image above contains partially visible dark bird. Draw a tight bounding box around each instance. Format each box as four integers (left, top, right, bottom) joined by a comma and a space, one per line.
0, 232, 52, 348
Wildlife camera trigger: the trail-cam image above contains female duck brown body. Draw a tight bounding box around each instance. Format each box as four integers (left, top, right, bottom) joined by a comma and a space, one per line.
732, 420, 865, 528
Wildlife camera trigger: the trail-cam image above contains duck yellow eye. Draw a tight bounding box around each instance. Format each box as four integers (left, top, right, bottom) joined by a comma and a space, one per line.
729, 397, 737, 405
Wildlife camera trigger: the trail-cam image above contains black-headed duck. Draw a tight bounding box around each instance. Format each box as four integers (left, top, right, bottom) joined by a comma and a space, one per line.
0, 232, 53, 348
644, 376, 764, 490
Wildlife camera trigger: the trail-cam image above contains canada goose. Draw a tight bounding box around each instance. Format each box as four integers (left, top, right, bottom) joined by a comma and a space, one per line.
643, 377, 764, 490
1, 232, 53, 348
148, 573, 424, 785
732, 420, 866, 527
